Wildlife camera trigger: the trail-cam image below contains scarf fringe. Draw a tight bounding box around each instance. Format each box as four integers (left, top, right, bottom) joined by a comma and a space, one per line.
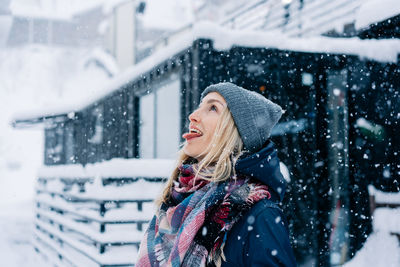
246, 184, 271, 205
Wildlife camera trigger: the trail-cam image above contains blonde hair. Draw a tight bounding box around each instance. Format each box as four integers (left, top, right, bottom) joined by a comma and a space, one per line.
156, 107, 244, 206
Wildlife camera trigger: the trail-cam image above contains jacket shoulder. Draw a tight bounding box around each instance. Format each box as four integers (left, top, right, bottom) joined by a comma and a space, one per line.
222, 199, 297, 267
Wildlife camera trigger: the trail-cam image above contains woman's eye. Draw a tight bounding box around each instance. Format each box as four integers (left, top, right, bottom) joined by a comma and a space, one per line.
210, 105, 217, 112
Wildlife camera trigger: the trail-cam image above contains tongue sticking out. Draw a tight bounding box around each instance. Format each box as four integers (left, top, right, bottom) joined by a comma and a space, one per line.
182, 132, 202, 140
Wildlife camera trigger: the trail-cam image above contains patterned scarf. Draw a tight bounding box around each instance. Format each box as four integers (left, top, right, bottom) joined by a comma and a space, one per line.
137, 164, 271, 267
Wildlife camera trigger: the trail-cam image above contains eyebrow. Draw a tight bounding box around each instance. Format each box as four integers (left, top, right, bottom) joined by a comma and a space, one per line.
204, 99, 225, 106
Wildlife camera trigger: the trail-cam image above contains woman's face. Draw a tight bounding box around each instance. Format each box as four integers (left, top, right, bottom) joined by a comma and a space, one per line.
182, 92, 227, 160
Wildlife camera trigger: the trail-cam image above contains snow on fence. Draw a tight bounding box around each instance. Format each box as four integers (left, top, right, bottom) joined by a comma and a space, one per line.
33, 159, 175, 267
368, 185, 400, 240
343, 186, 400, 266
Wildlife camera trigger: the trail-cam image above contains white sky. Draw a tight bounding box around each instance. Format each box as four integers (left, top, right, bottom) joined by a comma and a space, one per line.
9, 0, 104, 19
141, 0, 194, 30
7, 0, 195, 30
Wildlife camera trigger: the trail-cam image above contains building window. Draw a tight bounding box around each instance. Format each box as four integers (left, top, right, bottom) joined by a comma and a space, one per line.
139, 91, 155, 158
139, 76, 181, 158
88, 105, 104, 145
33, 19, 49, 44
45, 126, 64, 165
64, 122, 75, 164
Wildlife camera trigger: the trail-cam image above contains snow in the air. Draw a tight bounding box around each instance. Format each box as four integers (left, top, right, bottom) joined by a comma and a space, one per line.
1, 0, 400, 266
13, 21, 400, 122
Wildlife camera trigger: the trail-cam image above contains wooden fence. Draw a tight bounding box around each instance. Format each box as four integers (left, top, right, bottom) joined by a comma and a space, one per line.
32, 159, 173, 266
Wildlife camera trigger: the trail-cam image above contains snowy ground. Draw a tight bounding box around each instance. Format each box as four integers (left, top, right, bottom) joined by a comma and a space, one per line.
0, 201, 47, 266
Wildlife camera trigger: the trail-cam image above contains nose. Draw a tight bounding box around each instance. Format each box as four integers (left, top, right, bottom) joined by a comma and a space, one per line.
189, 109, 200, 122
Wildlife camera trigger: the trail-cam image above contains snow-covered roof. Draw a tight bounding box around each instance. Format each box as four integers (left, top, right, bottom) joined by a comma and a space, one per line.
12, 21, 400, 123
355, 0, 400, 30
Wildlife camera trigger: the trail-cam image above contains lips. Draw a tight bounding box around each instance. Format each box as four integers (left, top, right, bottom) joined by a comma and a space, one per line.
182, 126, 203, 141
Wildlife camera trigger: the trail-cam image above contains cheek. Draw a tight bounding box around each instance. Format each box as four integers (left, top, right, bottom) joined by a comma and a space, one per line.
207, 120, 219, 139
183, 117, 220, 157
199, 129, 216, 151
203, 132, 214, 145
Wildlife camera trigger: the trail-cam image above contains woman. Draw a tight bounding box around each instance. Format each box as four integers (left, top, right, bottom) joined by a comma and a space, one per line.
137, 82, 297, 267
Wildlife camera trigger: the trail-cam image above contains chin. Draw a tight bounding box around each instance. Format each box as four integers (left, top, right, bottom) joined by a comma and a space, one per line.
183, 147, 197, 158
183, 145, 204, 160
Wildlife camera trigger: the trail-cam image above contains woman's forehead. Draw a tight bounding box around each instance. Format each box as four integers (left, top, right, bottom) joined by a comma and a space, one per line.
201, 92, 226, 105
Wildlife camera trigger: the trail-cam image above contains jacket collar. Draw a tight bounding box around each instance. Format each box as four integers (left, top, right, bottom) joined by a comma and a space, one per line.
235, 140, 287, 202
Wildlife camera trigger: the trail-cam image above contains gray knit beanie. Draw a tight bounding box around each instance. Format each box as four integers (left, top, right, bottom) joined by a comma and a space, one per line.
201, 82, 283, 152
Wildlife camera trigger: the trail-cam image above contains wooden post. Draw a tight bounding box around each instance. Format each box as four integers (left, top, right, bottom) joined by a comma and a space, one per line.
99, 244, 105, 254
100, 202, 106, 217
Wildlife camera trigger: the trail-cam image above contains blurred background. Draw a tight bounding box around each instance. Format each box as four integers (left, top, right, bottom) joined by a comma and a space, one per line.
0, 0, 399, 266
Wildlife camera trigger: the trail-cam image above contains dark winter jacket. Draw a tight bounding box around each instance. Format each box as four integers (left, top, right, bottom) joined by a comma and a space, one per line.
221, 141, 297, 267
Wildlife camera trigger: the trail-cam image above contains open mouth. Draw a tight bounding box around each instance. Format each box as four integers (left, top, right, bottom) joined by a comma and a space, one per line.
182, 127, 203, 140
